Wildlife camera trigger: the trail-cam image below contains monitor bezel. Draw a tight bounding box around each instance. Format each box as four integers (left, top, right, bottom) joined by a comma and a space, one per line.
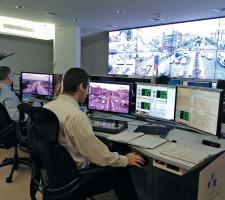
134, 82, 177, 122
175, 85, 223, 137
87, 80, 132, 115
20, 71, 54, 97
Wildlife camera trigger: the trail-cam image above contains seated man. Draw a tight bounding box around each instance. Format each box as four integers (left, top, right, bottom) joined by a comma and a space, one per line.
155, 75, 171, 85
44, 67, 144, 200
0, 66, 20, 122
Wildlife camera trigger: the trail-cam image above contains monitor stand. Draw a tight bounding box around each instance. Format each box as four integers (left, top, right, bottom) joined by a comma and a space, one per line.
90, 117, 128, 134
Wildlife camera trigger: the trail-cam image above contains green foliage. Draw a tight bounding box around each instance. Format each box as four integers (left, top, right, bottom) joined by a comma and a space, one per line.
0, 52, 15, 61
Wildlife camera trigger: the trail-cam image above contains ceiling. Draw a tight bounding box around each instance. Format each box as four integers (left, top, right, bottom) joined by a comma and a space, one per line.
1, 0, 225, 37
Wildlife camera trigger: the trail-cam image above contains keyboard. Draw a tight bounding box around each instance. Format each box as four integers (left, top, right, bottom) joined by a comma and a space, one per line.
134, 124, 173, 137
90, 117, 128, 134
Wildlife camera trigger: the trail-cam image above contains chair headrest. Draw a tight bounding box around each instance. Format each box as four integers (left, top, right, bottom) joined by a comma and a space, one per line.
18, 103, 59, 144
17, 103, 45, 114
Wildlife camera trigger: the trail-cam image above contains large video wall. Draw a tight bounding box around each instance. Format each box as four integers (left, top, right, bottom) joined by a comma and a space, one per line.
108, 18, 225, 79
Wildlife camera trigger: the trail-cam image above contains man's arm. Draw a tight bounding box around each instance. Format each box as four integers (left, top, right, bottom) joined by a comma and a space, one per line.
3, 91, 20, 122
68, 116, 128, 167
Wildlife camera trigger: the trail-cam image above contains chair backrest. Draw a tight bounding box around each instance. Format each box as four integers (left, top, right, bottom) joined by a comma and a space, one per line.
17, 103, 81, 199
0, 102, 17, 146
0, 102, 13, 130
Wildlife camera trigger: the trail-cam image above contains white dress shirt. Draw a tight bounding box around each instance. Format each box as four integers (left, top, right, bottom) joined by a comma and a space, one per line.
44, 95, 128, 169
0, 83, 20, 122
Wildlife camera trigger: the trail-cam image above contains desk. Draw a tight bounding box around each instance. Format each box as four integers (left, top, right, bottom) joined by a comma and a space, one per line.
92, 112, 225, 200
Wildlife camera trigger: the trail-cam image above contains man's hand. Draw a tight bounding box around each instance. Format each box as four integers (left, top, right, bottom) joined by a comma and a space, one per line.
126, 152, 145, 167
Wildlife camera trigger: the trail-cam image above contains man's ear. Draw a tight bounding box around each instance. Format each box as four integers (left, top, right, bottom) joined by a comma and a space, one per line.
78, 82, 84, 91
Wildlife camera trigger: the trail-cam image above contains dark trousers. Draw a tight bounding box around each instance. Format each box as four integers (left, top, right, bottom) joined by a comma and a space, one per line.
79, 166, 139, 200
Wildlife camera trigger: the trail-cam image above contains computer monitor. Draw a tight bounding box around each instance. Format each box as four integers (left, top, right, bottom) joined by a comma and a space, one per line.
135, 83, 177, 121
88, 81, 132, 114
21, 72, 54, 96
187, 81, 212, 88
175, 86, 223, 136
169, 79, 182, 86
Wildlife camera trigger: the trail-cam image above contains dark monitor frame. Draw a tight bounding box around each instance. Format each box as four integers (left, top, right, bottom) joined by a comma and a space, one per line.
134, 83, 177, 122
90, 75, 114, 82
87, 80, 132, 115
20, 71, 54, 97
175, 86, 223, 137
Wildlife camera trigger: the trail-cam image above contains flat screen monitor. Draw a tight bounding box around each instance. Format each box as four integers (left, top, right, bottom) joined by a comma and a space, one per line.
134, 77, 151, 84
187, 81, 212, 88
175, 86, 223, 136
135, 83, 177, 121
21, 72, 54, 96
169, 79, 182, 85
88, 81, 132, 114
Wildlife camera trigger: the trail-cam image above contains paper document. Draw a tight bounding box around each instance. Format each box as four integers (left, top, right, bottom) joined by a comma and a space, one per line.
127, 135, 167, 149
107, 131, 144, 143
160, 143, 211, 164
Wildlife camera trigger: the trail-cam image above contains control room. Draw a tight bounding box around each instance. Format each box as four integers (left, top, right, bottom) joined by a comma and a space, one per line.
1, 1, 225, 200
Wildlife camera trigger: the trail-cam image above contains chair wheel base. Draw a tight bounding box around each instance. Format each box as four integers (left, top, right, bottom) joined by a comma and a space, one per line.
6, 177, 12, 183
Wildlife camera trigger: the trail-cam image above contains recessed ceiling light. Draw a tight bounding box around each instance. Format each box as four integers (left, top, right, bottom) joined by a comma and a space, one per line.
146, 13, 164, 21
15, 5, 24, 9
73, 18, 80, 22
115, 10, 125, 13
45, 12, 56, 16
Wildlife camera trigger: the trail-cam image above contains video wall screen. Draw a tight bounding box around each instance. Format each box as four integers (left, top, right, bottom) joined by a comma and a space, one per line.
108, 18, 225, 79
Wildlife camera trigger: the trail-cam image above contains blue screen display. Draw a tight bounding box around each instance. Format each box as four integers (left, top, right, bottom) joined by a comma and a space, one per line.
187, 81, 212, 88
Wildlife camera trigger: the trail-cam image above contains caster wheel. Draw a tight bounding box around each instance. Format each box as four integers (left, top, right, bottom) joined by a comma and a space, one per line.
6, 177, 12, 183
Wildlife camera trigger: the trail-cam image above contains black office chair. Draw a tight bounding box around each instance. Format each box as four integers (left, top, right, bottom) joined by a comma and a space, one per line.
0, 102, 30, 183
18, 103, 98, 200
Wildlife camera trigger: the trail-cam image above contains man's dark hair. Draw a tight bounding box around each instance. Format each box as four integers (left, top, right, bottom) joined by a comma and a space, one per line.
155, 75, 171, 85
63, 68, 89, 93
0, 66, 11, 81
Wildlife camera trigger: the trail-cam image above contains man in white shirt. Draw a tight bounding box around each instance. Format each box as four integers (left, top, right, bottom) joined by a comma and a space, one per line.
44, 67, 144, 199
0, 66, 20, 122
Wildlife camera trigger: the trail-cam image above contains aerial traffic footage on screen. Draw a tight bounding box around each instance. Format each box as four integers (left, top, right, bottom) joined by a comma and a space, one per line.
108, 17, 225, 79
88, 82, 130, 114
21, 73, 53, 96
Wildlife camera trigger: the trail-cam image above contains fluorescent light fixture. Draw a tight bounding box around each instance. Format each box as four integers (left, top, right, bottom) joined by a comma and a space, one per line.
0, 16, 55, 40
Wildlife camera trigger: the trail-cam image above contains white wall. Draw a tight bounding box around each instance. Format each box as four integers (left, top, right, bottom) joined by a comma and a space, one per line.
81, 32, 108, 75
0, 34, 53, 74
